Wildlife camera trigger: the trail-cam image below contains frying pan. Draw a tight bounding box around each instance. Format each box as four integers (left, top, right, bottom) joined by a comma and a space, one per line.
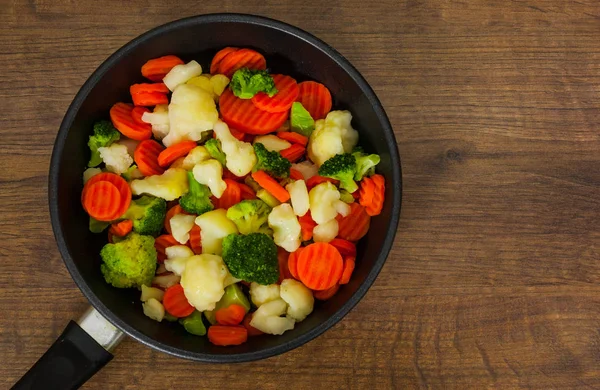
12, 14, 402, 389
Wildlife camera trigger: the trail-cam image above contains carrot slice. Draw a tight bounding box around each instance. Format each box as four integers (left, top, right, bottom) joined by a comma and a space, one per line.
217, 48, 266, 78
215, 304, 247, 326
164, 204, 189, 235
157, 140, 197, 168
130, 83, 170, 95
131, 91, 169, 107
295, 81, 333, 120
134, 139, 165, 176
289, 168, 304, 181
210, 47, 239, 74
214, 179, 242, 209
313, 284, 340, 301
298, 212, 317, 241
131, 106, 151, 126
277, 131, 308, 147
82, 181, 121, 221
238, 183, 257, 200
154, 234, 180, 263
336, 202, 371, 241
81, 172, 132, 220
242, 313, 264, 336
278, 247, 292, 283
189, 224, 202, 255
358, 176, 375, 208
141, 55, 185, 82
339, 256, 355, 285
219, 89, 288, 135
362, 174, 385, 216
251, 170, 290, 203
279, 144, 306, 163
305, 175, 339, 190
251, 74, 299, 113
296, 242, 343, 291
163, 284, 195, 318
109, 219, 133, 237
329, 238, 357, 258
110, 102, 152, 140
208, 325, 248, 346
287, 247, 304, 280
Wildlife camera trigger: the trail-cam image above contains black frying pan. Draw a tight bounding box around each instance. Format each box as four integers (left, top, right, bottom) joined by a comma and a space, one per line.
13, 14, 402, 389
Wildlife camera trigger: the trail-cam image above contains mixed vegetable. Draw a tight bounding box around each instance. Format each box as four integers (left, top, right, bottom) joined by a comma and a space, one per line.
81, 47, 386, 346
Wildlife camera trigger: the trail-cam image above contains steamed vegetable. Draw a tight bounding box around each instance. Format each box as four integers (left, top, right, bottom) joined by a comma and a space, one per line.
141, 104, 170, 140
122, 195, 167, 236
194, 209, 239, 255
307, 110, 359, 166
98, 143, 133, 174
318, 153, 358, 193
204, 138, 227, 166
279, 279, 314, 322
352, 148, 381, 181
179, 171, 213, 215
180, 254, 228, 311
253, 135, 291, 152
249, 298, 295, 335
88, 120, 120, 167
130, 168, 189, 201
308, 181, 349, 224
290, 102, 315, 137
226, 199, 272, 235
100, 233, 157, 289
253, 143, 291, 179
222, 232, 279, 285
229, 67, 277, 99
268, 204, 301, 252
249, 283, 280, 307
213, 121, 257, 177
163, 60, 203, 91
192, 159, 227, 199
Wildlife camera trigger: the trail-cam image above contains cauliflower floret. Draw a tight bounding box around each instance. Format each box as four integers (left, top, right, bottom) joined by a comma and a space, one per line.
180, 254, 228, 312
313, 219, 339, 243
250, 283, 281, 307
97, 143, 133, 174
253, 135, 291, 152
164, 245, 194, 276
291, 161, 318, 180
170, 214, 196, 244
140, 285, 164, 302
213, 121, 257, 177
268, 204, 301, 252
280, 279, 314, 322
286, 180, 310, 217
163, 60, 203, 91
141, 104, 170, 140
309, 181, 348, 224
186, 75, 214, 95
194, 209, 238, 255
142, 298, 165, 322
181, 146, 211, 170
210, 74, 230, 97
307, 110, 359, 166
130, 167, 188, 201
250, 298, 295, 335
163, 84, 218, 147
83, 167, 102, 183
192, 159, 227, 198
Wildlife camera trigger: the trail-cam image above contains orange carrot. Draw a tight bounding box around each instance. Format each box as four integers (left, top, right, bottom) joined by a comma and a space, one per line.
295, 81, 332, 120
210, 47, 239, 74
251, 74, 299, 113
242, 313, 264, 336
157, 140, 197, 168
296, 242, 343, 291
131, 106, 151, 126
358, 176, 375, 208
277, 131, 308, 147
81, 173, 131, 221
360, 174, 385, 216
313, 284, 340, 301
110, 102, 152, 140
219, 89, 288, 135
107, 230, 114, 244
298, 212, 317, 241
287, 248, 303, 280
336, 202, 371, 241
163, 284, 195, 318
251, 170, 290, 202
154, 234, 180, 263
339, 257, 355, 285
188, 225, 202, 255
208, 325, 248, 346
279, 144, 306, 163
134, 139, 165, 176
329, 238, 357, 258
141, 55, 185, 82
82, 181, 121, 221
130, 83, 170, 95
215, 179, 242, 210
289, 168, 304, 181
216, 48, 266, 78
305, 175, 339, 190
278, 247, 292, 283
130, 83, 169, 107
109, 219, 133, 237
164, 204, 188, 235
238, 183, 257, 200
215, 304, 247, 326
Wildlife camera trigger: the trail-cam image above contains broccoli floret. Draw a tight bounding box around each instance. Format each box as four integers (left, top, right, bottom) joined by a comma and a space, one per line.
204, 138, 227, 166
179, 171, 214, 215
122, 195, 167, 236
100, 232, 157, 289
230, 68, 278, 99
318, 153, 358, 193
290, 102, 315, 137
352, 150, 381, 181
226, 199, 272, 235
88, 120, 120, 167
253, 143, 291, 179
222, 233, 279, 285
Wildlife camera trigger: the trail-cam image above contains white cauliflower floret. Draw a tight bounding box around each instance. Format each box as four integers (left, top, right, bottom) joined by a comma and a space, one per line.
213, 121, 257, 177
192, 159, 227, 198
180, 254, 228, 312
307, 110, 359, 166
164, 245, 194, 276
280, 279, 314, 322
83, 167, 102, 183
253, 135, 291, 152
250, 298, 295, 335
97, 143, 133, 174
130, 168, 188, 201
163, 60, 203, 91
250, 283, 281, 307
186, 75, 214, 95
291, 161, 318, 180
181, 146, 211, 170
142, 298, 165, 322
170, 214, 196, 244
268, 204, 301, 252
286, 180, 310, 217
141, 104, 170, 140
309, 181, 347, 224
335, 200, 351, 217
194, 209, 238, 255
313, 219, 339, 243
163, 84, 218, 147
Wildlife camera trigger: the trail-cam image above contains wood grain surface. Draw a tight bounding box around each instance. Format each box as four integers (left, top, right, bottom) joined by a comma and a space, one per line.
1, 0, 599, 389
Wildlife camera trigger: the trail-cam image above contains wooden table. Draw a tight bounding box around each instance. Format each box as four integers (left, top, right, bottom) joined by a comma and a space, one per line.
2, 1, 599, 388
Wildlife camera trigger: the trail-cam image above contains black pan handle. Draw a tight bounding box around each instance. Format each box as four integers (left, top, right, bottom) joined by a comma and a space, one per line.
12, 308, 123, 390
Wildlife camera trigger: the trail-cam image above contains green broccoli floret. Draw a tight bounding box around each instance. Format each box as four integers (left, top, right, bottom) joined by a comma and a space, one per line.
179, 171, 213, 215
222, 233, 279, 285
100, 232, 157, 289
226, 199, 272, 235
352, 150, 381, 181
230, 68, 278, 99
253, 143, 290, 179
88, 120, 120, 167
290, 102, 315, 137
204, 138, 227, 166
318, 153, 358, 193
122, 195, 166, 236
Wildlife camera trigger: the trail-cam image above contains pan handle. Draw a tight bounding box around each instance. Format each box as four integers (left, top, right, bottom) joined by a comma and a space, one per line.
11, 307, 124, 390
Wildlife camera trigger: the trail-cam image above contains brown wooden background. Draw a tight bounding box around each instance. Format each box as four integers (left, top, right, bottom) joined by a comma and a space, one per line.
2, 1, 599, 389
